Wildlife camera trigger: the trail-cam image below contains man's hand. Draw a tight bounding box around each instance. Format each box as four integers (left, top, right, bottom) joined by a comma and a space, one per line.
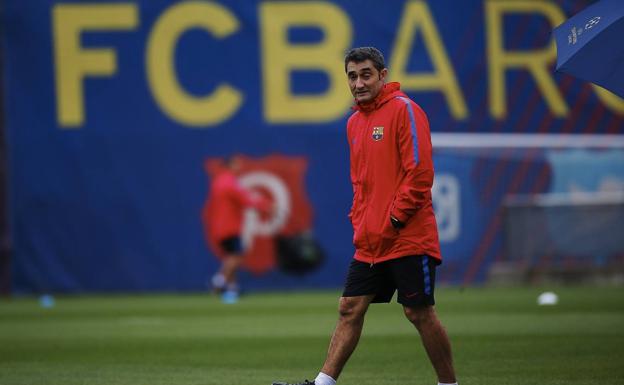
390, 215, 405, 229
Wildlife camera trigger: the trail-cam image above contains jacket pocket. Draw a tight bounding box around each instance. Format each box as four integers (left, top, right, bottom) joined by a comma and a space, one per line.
355, 201, 398, 256
377, 207, 399, 255
351, 214, 365, 251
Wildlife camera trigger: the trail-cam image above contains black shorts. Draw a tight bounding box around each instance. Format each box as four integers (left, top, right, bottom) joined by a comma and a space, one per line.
220, 236, 243, 254
342, 255, 437, 308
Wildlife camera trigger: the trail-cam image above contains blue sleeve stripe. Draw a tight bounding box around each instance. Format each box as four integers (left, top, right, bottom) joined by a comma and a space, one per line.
396, 96, 419, 165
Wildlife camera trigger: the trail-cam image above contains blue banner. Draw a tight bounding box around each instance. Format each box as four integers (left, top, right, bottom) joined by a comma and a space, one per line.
2, 0, 623, 293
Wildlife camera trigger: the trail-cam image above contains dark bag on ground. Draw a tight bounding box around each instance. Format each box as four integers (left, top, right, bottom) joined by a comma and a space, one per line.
275, 233, 325, 275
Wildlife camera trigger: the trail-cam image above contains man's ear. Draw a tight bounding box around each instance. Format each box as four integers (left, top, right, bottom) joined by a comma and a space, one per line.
379, 68, 388, 81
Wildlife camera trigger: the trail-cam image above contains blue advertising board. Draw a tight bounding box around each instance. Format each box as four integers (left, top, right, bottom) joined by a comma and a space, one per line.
2, 0, 623, 293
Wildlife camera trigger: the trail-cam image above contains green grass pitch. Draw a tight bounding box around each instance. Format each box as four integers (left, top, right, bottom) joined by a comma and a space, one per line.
1, 286, 623, 385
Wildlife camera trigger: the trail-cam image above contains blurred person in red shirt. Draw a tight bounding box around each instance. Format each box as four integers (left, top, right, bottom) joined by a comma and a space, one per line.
204, 156, 269, 303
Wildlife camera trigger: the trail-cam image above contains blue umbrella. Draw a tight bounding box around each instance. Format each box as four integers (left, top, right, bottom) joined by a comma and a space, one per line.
553, 0, 624, 98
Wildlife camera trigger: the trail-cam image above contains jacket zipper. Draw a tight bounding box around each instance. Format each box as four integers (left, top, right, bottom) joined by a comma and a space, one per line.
360, 113, 374, 267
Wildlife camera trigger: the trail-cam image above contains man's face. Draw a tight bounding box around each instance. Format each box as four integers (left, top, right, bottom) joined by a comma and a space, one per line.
346, 59, 387, 104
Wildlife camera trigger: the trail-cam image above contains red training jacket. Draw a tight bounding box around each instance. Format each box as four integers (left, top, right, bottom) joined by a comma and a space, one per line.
347, 82, 441, 265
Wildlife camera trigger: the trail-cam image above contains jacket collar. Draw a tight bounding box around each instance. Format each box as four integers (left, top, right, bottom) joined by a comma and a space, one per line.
352, 82, 404, 112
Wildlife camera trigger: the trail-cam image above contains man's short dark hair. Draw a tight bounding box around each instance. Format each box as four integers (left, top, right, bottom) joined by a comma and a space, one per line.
344, 47, 386, 73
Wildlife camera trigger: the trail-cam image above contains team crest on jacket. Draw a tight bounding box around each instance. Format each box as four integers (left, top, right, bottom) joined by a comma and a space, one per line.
372, 126, 384, 141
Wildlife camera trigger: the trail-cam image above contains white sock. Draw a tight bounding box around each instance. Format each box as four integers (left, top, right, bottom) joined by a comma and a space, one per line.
315, 372, 336, 385
438, 382, 458, 385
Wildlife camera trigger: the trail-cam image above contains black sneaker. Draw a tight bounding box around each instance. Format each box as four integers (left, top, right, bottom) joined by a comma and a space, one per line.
272, 380, 314, 385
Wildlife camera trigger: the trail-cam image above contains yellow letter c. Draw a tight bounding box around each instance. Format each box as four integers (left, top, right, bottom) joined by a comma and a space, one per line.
146, 1, 242, 127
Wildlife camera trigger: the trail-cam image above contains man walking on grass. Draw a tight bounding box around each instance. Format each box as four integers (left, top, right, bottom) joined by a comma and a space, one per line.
272, 47, 458, 385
